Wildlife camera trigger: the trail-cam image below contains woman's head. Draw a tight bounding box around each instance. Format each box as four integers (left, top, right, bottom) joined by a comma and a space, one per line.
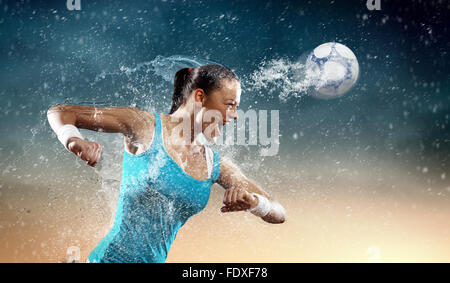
170, 64, 241, 140
170, 64, 240, 114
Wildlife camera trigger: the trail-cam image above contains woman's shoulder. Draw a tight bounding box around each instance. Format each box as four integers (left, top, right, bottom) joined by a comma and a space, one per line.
126, 109, 157, 140
135, 108, 156, 119
136, 108, 156, 128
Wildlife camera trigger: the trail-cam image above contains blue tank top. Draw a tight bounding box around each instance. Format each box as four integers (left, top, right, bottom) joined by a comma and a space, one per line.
88, 112, 221, 263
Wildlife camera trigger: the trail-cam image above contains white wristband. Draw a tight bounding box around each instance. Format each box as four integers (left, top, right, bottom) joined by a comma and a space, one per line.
248, 193, 271, 218
57, 124, 83, 150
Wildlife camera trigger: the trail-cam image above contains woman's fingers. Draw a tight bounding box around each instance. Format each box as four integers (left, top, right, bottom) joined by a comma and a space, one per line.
242, 190, 257, 208
85, 150, 94, 166
222, 187, 252, 213
222, 206, 243, 213
78, 142, 102, 167
93, 146, 102, 165
88, 148, 101, 167
223, 189, 229, 206
237, 189, 246, 205
225, 188, 234, 206
231, 188, 238, 204
223, 188, 235, 207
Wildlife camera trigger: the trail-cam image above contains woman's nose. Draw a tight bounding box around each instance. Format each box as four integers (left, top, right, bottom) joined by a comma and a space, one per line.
230, 110, 238, 120
226, 109, 238, 121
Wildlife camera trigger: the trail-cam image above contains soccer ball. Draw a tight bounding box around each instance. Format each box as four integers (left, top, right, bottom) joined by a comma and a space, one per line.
306, 42, 359, 99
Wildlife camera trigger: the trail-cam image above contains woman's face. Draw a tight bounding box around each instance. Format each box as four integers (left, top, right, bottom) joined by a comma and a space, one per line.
199, 79, 241, 141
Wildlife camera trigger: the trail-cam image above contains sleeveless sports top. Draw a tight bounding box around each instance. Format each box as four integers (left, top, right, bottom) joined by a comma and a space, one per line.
88, 112, 221, 263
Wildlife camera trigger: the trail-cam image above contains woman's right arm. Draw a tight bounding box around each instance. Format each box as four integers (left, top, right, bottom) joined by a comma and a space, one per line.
47, 104, 145, 167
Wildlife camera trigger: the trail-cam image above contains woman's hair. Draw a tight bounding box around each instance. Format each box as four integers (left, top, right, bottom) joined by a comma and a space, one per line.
169, 64, 239, 114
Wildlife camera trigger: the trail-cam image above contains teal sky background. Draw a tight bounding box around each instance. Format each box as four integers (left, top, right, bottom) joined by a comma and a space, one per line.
0, 0, 448, 195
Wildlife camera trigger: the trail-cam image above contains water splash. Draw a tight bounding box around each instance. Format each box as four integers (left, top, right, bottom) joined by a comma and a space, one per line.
244, 57, 312, 102
94, 55, 220, 83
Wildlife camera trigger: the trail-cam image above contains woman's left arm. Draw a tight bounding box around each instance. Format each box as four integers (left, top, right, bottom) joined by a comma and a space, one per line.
216, 157, 286, 224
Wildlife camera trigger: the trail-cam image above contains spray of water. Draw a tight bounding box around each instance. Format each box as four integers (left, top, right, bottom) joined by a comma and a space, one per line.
243, 57, 312, 102
94, 55, 220, 83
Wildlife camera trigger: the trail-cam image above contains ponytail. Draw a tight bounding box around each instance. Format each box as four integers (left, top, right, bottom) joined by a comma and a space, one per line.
169, 68, 192, 114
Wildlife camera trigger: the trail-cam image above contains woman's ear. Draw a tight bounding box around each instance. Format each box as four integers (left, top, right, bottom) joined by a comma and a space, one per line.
193, 89, 206, 106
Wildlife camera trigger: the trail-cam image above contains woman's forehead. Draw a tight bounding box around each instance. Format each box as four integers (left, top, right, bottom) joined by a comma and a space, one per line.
220, 80, 241, 99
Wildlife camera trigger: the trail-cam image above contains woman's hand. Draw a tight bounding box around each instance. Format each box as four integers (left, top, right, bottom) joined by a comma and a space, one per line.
217, 157, 286, 223
67, 137, 102, 167
221, 186, 259, 213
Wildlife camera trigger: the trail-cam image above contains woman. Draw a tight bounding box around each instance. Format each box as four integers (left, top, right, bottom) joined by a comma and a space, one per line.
47, 65, 286, 263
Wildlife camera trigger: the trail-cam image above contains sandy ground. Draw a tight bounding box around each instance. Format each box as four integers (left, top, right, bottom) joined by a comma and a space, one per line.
1, 160, 449, 263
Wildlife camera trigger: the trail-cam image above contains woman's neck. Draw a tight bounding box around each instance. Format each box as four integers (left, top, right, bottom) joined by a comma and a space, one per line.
162, 111, 205, 154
